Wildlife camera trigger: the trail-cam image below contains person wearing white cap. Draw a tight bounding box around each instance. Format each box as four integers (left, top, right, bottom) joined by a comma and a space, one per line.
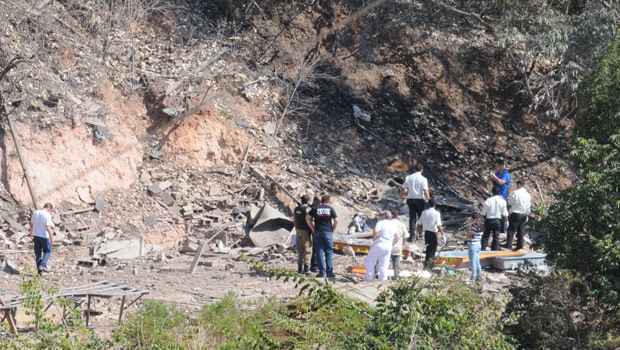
364, 210, 402, 281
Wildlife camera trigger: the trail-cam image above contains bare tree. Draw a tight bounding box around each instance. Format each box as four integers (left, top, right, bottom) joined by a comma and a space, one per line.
273, 56, 337, 136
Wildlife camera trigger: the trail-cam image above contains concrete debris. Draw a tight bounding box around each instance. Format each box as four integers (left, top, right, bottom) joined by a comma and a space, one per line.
93, 239, 161, 260
249, 205, 294, 248
94, 195, 107, 212
352, 105, 372, 122
77, 257, 106, 268
2, 259, 20, 275
76, 186, 95, 204
211, 240, 231, 254
179, 239, 199, 254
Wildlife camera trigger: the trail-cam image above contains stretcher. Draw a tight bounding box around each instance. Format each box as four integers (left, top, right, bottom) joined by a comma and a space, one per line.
434, 249, 525, 268
333, 239, 416, 258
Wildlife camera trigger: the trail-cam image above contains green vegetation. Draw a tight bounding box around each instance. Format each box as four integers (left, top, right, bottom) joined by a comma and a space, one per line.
526, 32, 620, 350
544, 34, 620, 309
2, 268, 514, 349
1, 273, 109, 350
503, 271, 620, 350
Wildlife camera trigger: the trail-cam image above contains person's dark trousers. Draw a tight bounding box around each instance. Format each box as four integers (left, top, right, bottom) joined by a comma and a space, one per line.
482, 219, 501, 251
507, 213, 527, 250
310, 231, 320, 272
33, 236, 51, 274
424, 231, 438, 268
316, 231, 335, 277
391, 255, 400, 279
407, 198, 425, 242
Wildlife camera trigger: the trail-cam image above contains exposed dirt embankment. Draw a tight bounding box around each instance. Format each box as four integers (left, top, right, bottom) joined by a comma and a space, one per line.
0, 83, 143, 206
161, 108, 250, 167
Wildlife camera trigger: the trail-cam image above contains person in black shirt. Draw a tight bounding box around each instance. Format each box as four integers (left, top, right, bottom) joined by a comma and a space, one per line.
294, 195, 312, 274
309, 194, 338, 278
309, 196, 321, 273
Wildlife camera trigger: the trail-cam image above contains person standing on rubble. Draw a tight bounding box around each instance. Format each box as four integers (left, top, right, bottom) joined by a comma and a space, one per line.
490, 158, 511, 200
309, 195, 338, 278
30, 203, 55, 275
403, 163, 430, 242
417, 199, 444, 269
506, 179, 532, 250
481, 186, 509, 251
466, 212, 483, 283
390, 209, 407, 280
309, 196, 321, 273
294, 195, 312, 274
365, 210, 402, 281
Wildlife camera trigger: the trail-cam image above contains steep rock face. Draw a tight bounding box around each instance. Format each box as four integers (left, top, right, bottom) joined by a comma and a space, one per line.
161, 108, 250, 168
0, 113, 142, 207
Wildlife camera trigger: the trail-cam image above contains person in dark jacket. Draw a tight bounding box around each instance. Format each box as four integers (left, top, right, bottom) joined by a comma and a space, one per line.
294, 195, 312, 274
309, 196, 321, 272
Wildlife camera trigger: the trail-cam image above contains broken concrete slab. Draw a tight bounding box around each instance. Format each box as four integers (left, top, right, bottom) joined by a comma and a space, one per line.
492, 252, 547, 270
179, 239, 199, 254
94, 195, 107, 212
249, 205, 294, 248
93, 239, 161, 260
3, 216, 25, 235
159, 192, 176, 207
2, 260, 20, 274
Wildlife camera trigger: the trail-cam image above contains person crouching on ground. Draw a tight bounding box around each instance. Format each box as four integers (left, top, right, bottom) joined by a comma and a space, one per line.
309, 195, 338, 279
30, 203, 55, 275
365, 210, 401, 281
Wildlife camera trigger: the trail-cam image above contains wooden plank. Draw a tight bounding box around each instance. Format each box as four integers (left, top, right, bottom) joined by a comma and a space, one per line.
189, 240, 208, 274
188, 225, 233, 274
118, 296, 126, 324
85, 295, 91, 327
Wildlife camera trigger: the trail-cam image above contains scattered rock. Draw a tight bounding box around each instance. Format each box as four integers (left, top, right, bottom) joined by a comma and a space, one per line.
2, 260, 20, 275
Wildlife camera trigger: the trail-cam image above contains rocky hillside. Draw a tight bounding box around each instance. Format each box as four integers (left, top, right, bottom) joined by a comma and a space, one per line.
0, 0, 578, 246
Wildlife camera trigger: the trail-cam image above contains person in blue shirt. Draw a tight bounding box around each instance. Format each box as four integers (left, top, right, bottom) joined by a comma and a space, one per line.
491, 158, 511, 200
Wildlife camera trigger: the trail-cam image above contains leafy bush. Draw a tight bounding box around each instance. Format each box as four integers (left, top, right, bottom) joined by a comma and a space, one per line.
113, 300, 192, 350
503, 271, 620, 350
577, 34, 620, 143
0, 273, 109, 350
348, 277, 515, 350
544, 33, 620, 310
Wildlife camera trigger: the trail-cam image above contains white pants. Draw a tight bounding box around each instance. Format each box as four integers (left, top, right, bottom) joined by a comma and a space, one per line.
364, 242, 392, 281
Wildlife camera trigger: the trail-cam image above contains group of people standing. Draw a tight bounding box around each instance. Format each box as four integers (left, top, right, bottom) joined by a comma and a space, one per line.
293, 194, 338, 278
293, 158, 533, 283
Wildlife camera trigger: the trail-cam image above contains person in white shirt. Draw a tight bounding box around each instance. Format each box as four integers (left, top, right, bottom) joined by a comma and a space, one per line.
402, 163, 430, 242
365, 210, 402, 281
416, 199, 444, 268
390, 211, 407, 280
506, 180, 532, 250
30, 203, 55, 274
481, 187, 508, 251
